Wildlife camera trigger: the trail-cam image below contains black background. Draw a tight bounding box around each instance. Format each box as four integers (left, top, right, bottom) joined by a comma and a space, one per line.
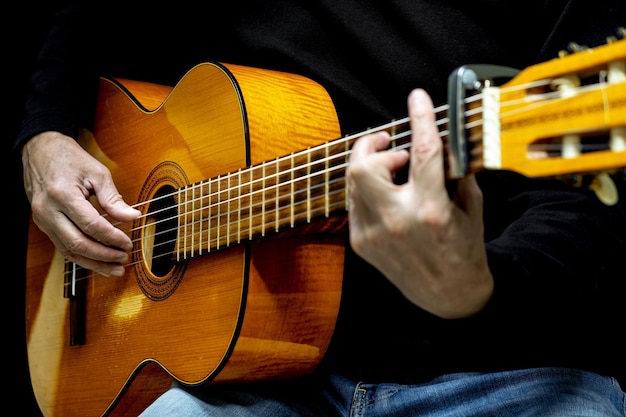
6, 5, 50, 417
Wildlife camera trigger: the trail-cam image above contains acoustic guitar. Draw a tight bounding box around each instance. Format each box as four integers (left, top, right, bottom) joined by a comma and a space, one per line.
25, 32, 626, 416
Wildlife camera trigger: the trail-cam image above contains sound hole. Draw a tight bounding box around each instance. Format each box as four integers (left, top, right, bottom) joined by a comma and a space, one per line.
145, 185, 178, 277
133, 161, 188, 300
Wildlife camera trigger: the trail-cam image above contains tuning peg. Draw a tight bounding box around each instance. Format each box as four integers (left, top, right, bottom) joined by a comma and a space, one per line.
567, 42, 588, 53
607, 27, 626, 43
589, 172, 619, 206
559, 42, 590, 57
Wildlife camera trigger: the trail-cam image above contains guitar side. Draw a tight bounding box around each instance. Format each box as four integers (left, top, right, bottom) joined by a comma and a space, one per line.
25, 62, 345, 417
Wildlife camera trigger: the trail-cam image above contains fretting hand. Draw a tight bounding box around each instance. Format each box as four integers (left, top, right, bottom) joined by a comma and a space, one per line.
347, 89, 494, 319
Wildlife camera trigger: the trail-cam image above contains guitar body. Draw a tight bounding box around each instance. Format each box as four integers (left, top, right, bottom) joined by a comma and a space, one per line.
25, 63, 345, 417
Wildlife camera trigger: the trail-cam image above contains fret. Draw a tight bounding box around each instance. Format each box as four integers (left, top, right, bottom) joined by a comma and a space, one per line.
290, 153, 295, 227
275, 158, 280, 232
181, 183, 198, 257
276, 153, 295, 232
237, 168, 252, 242
324, 139, 349, 212
184, 186, 190, 259
345, 136, 350, 210
390, 118, 397, 150
289, 150, 314, 225
307, 151, 311, 222
249, 164, 265, 239
195, 182, 209, 256
248, 166, 253, 240
217, 174, 222, 249
202, 180, 212, 253
294, 156, 306, 224
324, 143, 329, 216
176, 188, 183, 261
226, 173, 231, 247
237, 169, 242, 243
191, 184, 196, 255
206, 178, 212, 252
190, 183, 198, 255
188, 185, 195, 257
260, 159, 281, 234
309, 153, 327, 217
197, 182, 203, 255
218, 174, 231, 249
261, 163, 266, 236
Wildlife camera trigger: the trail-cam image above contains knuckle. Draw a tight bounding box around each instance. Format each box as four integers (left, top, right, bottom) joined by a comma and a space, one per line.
64, 237, 86, 255
347, 162, 366, 182
81, 217, 107, 241
417, 202, 450, 228
45, 180, 71, 200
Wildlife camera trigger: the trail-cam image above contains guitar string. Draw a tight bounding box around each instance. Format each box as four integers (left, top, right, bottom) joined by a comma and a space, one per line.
118, 76, 613, 252
62, 77, 623, 283
123, 77, 618, 257
124, 77, 540, 245
64, 77, 620, 281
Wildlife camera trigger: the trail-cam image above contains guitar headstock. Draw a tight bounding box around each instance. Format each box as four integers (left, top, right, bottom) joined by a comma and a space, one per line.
447, 28, 626, 204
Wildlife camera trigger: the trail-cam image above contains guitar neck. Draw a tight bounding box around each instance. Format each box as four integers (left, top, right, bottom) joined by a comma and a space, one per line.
174, 118, 413, 258
168, 34, 626, 260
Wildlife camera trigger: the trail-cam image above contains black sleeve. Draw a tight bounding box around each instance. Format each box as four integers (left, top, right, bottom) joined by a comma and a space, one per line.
14, 5, 99, 150
477, 171, 626, 375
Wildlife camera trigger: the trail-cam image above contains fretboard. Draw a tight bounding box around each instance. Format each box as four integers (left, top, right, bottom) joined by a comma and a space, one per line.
175, 118, 413, 259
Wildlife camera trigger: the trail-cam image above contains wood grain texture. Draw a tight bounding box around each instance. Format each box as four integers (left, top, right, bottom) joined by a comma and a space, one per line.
25, 62, 344, 417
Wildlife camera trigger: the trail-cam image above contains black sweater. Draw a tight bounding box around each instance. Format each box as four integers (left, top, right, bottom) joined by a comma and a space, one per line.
15, 1, 626, 384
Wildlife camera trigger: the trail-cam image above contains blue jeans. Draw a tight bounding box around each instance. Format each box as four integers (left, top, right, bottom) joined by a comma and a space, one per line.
139, 367, 626, 416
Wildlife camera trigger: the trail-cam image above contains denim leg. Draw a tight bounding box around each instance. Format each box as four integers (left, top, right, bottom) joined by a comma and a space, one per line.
139, 367, 625, 416
349, 368, 626, 417
139, 372, 357, 417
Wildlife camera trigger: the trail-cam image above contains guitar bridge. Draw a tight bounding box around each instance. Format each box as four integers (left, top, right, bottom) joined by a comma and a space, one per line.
447, 64, 519, 178
64, 261, 87, 346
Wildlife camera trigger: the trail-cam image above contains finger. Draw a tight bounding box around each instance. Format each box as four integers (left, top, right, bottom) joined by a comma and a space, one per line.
89, 173, 141, 222
58, 234, 129, 277
32, 202, 131, 264
66, 254, 128, 277
349, 132, 410, 186
350, 131, 392, 163
63, 192, 135, 252
348, 132, 410, 252
64, 158, 138, 251
454, 174, 483, 217
32, 208, 130, 277
407, 89, 446, 194
349, 140, 409, 213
